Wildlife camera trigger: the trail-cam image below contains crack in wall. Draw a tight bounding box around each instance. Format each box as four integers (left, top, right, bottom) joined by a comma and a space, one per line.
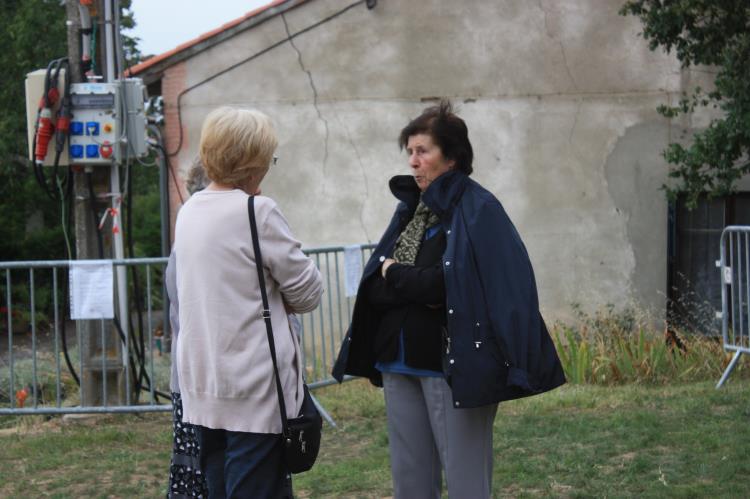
282, 13, 330, 181
333, 109, 372, 243
568, 99, 585, 165
538, 0, 579, 93
568, 99, 581, 145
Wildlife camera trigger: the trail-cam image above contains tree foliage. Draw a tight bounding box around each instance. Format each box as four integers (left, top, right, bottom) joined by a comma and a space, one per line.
0, 0, 69, 261
620, 0, 750, 207
119, 0, 143, 66
0, 0, 152, 262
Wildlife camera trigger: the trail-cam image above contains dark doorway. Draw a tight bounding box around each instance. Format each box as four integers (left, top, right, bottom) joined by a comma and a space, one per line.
667, 193, 750, 335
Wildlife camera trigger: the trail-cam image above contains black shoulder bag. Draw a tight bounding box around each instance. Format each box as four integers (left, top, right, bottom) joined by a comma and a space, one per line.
248, 196, 322, 474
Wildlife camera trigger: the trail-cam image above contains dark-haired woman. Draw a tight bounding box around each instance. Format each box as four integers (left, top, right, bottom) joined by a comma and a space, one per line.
165, 159, 210, 498
333, 100, 565, 498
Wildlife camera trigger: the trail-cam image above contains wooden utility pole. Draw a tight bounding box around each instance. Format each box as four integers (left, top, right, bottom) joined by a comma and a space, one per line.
65, 0, 127, 407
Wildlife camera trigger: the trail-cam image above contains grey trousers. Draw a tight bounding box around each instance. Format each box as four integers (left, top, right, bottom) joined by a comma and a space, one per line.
382, 372, 498, 499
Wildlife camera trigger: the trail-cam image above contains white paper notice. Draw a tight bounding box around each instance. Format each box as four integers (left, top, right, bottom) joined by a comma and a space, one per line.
69, 260, 115, 320
344, 245, 363, 297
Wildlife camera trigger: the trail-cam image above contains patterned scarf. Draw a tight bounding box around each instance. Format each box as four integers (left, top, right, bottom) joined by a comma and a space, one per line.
393, 199, 440, 265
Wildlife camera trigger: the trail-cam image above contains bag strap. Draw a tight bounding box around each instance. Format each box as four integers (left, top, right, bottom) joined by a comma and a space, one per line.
247, 196, 290, 436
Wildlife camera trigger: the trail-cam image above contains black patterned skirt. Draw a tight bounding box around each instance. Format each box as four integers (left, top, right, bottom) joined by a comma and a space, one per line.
168, 392, 208, 498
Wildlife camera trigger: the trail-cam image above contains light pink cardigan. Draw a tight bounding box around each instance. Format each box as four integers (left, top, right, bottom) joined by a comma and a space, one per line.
174, 190, 323, 433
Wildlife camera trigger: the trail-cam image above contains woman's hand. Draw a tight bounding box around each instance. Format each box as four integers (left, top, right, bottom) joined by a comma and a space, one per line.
381, 258, 396, 278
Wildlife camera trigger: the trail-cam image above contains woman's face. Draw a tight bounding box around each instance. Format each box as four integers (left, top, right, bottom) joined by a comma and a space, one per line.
406, 134, 455, 192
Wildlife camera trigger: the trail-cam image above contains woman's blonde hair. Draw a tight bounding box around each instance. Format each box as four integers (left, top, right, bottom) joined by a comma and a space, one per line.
199, 106, 278, 186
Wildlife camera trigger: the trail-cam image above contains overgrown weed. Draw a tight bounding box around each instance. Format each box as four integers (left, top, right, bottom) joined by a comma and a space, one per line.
552, 304, 744, 385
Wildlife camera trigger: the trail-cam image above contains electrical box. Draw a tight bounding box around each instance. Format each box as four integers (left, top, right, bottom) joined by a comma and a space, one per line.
24, 71, 149, 167
119, 79, 148, 161
25, 69, 68, 166
68, 82, 120, 165
69, 79, 148, 165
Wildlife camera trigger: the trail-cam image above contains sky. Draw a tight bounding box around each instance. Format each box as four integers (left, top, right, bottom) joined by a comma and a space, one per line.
127, 0, 271, 57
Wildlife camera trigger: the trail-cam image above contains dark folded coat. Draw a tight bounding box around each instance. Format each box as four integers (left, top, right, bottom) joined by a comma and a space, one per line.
333, 170, 565, 407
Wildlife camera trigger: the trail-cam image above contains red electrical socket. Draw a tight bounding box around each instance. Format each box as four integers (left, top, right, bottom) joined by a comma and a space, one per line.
101, 141, 113, 159
35, 110, 55, 162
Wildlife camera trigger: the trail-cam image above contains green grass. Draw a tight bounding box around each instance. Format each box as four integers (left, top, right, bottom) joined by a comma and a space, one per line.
0, 379, 748, 498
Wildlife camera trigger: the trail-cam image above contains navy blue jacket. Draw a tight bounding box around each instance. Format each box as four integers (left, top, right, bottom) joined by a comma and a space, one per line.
333, 171, 565, 407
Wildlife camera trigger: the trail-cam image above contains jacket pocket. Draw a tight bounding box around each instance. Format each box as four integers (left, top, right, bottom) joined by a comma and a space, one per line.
477, 321, 510, 369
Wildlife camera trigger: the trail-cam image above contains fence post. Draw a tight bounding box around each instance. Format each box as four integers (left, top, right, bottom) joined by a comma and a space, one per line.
717, 226, 749, 388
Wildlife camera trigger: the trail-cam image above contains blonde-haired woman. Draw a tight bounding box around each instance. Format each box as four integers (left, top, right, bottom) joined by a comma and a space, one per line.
174, 107, 323, 498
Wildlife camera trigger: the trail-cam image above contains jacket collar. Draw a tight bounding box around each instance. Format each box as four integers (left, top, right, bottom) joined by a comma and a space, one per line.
388, 175, 421, 214
389, 170, 469, 219
422, 170, 469, 219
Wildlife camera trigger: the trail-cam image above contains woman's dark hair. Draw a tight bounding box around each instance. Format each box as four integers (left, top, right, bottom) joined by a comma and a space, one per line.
398, 99, 473, 175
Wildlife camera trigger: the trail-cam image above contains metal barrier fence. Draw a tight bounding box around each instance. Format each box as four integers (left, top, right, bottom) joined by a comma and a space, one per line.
717, 226, 750, 388
0, 244, 375, 415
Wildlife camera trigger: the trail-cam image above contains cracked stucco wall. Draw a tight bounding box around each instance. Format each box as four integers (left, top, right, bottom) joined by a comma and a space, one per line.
170, 0, 693, 320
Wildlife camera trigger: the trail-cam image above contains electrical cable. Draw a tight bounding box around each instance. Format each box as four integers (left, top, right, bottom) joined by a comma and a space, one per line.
119, 96, 168, 403
60, 318, 80, 386
90, 19, 98, 76
60, 171, 77, 385
32, 58, 73, 202
87, 169, 142, 392
57, 172, 73, 261
30, 56, 80, 387
149, 126, 171, 261
165, 0, 367, 157
152, 143, 184, 204
132, 154, 157, 167
113, 0, 125, 79
32, 59, 62, 200
89, 172, 143, 395
124, 155, 151, 401
53, 59, 72, 196
84, 167, 166, 403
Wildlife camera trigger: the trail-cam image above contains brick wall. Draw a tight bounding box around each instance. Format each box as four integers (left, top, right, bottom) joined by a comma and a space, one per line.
160, 61, 188, 243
